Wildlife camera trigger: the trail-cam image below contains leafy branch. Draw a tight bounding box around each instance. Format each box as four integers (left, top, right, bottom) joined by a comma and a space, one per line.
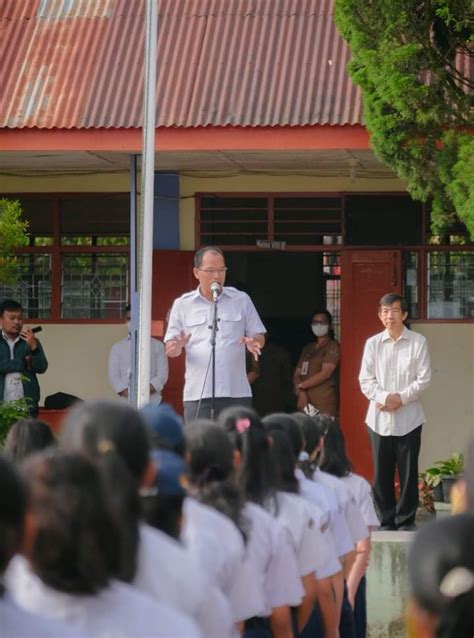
0, 199, 29, 284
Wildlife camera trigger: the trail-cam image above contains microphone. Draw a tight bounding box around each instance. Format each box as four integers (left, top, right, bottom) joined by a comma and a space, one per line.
210, 282, 221, 302
32, 326, 43, 334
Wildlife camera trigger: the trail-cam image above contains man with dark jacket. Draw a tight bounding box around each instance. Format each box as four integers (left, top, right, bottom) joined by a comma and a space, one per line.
0, 299, 48, 416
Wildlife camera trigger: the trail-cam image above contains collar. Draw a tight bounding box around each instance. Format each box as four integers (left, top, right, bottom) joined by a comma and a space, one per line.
193, 285, 230, 303
1, 331, 21, 344
382, 325, 410, 343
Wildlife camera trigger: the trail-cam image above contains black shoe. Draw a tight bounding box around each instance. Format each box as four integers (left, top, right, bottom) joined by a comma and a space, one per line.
378, 524, 396, 531
397, 524, 417, 531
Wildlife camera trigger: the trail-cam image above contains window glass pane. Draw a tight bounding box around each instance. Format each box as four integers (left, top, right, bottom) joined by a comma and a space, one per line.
61, 254, 128, 319
427, 252, 474, 319
0, 254, 52, 318
404, 252, 419, 319
60, 195, 129, 242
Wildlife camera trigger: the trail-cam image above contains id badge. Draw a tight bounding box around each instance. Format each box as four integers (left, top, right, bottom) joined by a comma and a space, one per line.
301, 361, 309, 376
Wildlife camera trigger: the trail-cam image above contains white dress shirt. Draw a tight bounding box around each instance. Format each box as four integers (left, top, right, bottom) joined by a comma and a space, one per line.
359, 326, 431, 436
108, 335, 168, 404
341, 473, 380, 528
165, 286, 266, 401
2, 332, 24, 401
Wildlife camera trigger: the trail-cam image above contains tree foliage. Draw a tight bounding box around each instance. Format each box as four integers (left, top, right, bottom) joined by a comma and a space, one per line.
0, 199, 29, 283
334, 0, 474, 237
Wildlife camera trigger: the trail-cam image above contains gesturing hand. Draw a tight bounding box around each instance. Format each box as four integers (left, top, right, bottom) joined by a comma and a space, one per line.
166, 331, 191, 357
20, 328, 38, 351
240, 336, 262, 361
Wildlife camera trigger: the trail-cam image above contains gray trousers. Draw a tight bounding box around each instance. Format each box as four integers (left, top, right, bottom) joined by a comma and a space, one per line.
183, 397, 252, 424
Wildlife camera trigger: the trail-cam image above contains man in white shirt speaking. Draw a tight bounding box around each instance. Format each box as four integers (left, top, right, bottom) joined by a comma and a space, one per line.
359, 293, 431, 531
108, 304, 168, 404
165, 246, 266, 423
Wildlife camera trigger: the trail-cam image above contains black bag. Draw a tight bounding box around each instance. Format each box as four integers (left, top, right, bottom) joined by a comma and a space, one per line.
44, 392, 82, 410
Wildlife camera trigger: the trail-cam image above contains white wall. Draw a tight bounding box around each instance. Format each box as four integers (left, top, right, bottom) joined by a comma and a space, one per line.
415, 324, 474, 470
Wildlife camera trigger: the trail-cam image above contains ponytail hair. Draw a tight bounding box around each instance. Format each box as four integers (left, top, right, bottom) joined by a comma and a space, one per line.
291, 412, 324, 478
186, 420, 248, 540
409, 513, 474, 638
218, 406, 276, 507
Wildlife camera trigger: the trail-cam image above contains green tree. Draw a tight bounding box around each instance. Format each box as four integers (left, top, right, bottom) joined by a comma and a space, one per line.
334, 0, 473, 237
0, 199, 29, 283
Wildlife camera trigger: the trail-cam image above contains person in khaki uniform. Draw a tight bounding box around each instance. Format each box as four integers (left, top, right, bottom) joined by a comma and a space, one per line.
294, 309, 340, 417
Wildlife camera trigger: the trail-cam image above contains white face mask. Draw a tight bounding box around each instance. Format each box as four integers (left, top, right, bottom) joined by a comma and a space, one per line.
312, 324, 329, 338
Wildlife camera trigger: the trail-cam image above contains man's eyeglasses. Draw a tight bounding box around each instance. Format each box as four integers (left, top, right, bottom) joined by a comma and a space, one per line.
197, 268, 228, 274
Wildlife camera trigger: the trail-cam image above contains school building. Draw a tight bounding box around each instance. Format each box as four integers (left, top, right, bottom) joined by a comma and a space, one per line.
1, 0, 473, 478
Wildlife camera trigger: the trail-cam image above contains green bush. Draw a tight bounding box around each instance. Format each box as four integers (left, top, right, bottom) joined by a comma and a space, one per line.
0, 398, 31, 445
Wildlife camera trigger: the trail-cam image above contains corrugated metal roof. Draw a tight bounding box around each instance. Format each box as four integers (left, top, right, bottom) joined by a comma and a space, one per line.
0, 0, 363, 129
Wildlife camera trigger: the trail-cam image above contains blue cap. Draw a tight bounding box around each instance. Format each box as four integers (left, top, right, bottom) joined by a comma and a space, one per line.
140, 403, 185, 450
151, 448, 188, 496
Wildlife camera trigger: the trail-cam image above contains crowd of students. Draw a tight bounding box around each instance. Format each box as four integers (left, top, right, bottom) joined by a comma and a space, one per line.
0, 403, 473, 638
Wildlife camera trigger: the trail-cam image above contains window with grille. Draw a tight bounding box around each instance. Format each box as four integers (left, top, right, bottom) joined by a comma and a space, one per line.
0, 194, 129, 320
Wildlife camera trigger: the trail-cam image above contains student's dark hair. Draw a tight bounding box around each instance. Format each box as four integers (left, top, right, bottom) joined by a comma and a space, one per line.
262, 414, 300, 494
312, 308, 335, 340
125, 303, 131, 313
0, 299, 23, 316
378, 293, 409, 313
60, 400, 149, 582
219, 405, 276, 507
194, 246, 224, 268
186, 420, 247, 539
22, 450, 119, 594
4, 419, 55, 463
291, 412, 325, 478
319, 420, 353, 478
0, 455, 27, 574
142, 494, 184, 541
409, 513, 474, 638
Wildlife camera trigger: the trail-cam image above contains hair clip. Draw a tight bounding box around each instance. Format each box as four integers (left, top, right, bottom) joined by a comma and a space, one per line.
298, 451, 310, 462
97, 439, 115, 455
236, 418, 251, 433
439, 567, 474, 598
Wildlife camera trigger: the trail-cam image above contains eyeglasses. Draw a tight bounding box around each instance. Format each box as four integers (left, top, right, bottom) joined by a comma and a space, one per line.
197, 268, 228, 274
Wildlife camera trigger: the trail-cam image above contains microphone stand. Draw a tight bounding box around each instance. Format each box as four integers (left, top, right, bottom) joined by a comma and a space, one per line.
209, 294, 219, 420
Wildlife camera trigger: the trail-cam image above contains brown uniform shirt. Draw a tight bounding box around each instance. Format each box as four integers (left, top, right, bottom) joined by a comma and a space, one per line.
296, 339, 340, 417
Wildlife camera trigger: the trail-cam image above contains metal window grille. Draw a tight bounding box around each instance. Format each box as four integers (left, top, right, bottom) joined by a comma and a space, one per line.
427, 251, 474, 319
0, 254, 52, 318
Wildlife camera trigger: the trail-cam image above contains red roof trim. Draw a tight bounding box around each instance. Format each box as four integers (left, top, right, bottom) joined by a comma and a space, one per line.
0, 125, 370, 152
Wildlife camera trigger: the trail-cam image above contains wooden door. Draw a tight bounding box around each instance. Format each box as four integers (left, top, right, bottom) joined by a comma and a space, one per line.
152, 250, 194, 414
340, 250, 402, 479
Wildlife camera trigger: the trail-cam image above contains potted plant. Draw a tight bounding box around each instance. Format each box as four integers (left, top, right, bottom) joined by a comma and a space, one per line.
0, 398, 32, 445
423, 453, 464, 503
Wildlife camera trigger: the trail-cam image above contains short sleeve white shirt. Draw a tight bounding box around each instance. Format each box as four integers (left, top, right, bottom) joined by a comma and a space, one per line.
164, 287, 266, 401
295, 468, 355, 558
135, 524, 233, 638
5, 555, 201, 638
341, 473, 380, 528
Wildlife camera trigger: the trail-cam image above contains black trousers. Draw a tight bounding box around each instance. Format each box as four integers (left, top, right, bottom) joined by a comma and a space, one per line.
368, 425, 422, 528
183, 397, 252, 424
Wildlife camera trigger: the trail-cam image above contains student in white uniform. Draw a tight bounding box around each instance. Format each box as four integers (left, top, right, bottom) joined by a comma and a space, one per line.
320, 422, 379, 638
0, 455, 87, 638
262, 414, 342, 638
140, 403, 247, 615
6, 450, 200, 638
59, 400, 233, 638
187, 417, 303, 638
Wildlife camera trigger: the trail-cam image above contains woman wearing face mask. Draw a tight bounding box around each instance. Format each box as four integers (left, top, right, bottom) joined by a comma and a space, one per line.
293, 309, 340, 417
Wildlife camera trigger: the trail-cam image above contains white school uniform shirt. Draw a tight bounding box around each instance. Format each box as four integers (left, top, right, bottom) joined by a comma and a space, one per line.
134, 523, 233, 638
295, 467, 355, 558
227, 502, 304, 620
164, 286, 266, 401
341, 473, 380, 528
181, 497, 249, 621
108, 335, 168, 404
5, 555, 201, 638
359, 326, 431, 436
268, 491, 341, 580
0, 591, 88, 638
312, 469, 369, 544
